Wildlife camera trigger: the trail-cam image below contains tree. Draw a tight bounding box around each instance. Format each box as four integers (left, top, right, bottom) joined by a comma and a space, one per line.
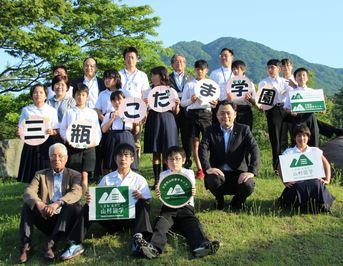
0, 0, 172, 94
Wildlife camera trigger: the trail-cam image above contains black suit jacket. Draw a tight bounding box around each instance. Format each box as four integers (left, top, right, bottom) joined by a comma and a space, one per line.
71, 76, 106, 94
169, 72, 191, 95
199, 122, 260, 175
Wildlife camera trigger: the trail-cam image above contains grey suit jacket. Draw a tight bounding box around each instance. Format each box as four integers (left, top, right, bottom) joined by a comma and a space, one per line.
23, 167, 82, 209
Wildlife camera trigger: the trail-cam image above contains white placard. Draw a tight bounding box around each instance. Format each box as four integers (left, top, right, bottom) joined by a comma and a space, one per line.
226, 76, 254, 104
118, 97, 147, 123
289, 89, 326, 113
194, 79, 220, 103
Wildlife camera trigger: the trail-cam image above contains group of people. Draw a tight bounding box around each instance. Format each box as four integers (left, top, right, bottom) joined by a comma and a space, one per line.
16, 46, 337, 263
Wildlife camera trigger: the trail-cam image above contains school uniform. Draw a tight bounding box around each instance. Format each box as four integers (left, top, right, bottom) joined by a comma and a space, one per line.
181, 79, 214, 138
258, 76, 292, 169
210, 67, 233, 101
149, 168, 210, 253
60, 106, 101, 173
119, 68, 150, 98
278, 146, 335, 212
94, 89, 115, 115
101, 112, 138, 171
67, 170, 153, 243
17, 104, 59, 183
284, 86, 319, 147
143, 88, 178, 153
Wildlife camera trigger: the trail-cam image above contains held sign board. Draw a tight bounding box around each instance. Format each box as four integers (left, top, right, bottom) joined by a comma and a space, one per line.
255, 85, 277, 111
147, 86, 178, 112
89, 186, 135, 220
158, 173, 194, 208
279, 150, 325, 183
66, 119, 97, 149
18, 115, 50, 146
226, 76, 254, 104
194, 79, 220, 104
289, 89, 326, 113
118, 97, 147, 123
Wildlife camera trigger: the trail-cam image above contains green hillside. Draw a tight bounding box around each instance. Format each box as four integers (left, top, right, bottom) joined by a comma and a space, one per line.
168, 37, 343, 95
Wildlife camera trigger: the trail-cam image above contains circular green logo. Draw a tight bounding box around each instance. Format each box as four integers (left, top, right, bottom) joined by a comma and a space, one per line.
158, 173, 193, 208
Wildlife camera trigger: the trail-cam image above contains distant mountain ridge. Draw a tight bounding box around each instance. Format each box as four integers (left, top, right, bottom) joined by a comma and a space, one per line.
168, 37, 343, 95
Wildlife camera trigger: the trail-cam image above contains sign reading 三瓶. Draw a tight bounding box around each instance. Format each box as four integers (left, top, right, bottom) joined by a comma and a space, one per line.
66, 119, 97, 149
279, 150, 325, 183
194, 79, 220, 103
118, 97, 147, 123
158, 173, 193, 208
255, 85, 277, 111
289, 89, 326, 113
226, 76, 254, 104
147, 86, 178, 112
89, 186, 135, 220
19, 115, 50, 146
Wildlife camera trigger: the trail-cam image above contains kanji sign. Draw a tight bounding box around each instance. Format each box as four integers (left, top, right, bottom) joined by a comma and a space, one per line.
66, 120, 97, 149
226, 76, 254, 104
118, 97, 147, 123
256, 86, 277, 111
147, 86, 178, 112
289, 89, 326, 113
194, 79, 220, 103
18, 115, 49, 146
89, 186, 135, 220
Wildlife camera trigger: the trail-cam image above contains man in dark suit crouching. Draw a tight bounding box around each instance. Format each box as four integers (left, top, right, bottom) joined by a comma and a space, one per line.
199, 101, 260, 210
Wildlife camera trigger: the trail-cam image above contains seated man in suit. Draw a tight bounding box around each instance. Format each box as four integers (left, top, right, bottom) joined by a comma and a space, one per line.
18, 143, 82, 263
199, 101, 260, 210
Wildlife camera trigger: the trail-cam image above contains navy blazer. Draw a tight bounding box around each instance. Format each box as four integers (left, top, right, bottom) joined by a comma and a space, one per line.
169, 72, 191, 95
199, 122, 260, 175
71, 76, 106, 94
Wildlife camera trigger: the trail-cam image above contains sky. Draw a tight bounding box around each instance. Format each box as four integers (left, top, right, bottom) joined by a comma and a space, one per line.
1, 0, 342, 70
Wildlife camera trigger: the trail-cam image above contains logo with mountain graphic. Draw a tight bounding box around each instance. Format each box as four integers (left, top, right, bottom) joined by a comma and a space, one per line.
167, 184, 185, 196
98, 187, 126, 204
290, 154, 313, 168
291, 93, 303, 100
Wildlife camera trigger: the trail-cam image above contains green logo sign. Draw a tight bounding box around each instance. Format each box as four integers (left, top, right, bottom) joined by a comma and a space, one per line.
291, 93, 303, 100
290, 154, 313, 168
159, 173, 193, 208
95, 186, 129, 219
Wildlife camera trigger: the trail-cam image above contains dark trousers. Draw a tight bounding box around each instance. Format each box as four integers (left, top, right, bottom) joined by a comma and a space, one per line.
265, 105, 289, 169
236, 105, 253, 130
149, 205, 208, 252
68, 199, 153, 243
317, 120, 340, 138
290, 113, 319, 147
205, 171, 255, 208
175, 108, 193, 160
19, 203, 82, 245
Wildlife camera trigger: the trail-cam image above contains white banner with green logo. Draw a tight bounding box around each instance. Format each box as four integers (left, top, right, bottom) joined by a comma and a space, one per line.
158, 173, 194, 208
279, 150, 325, 182
289, 89, 325, 113
89, 186, 136, 220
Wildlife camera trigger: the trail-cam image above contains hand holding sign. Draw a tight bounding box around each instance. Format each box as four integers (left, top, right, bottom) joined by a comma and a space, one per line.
194, 79, 220, 104
66, 119, 98, 149
18, 115, 50, 146
226, 76, 254, 104
147, 86, 178, 112
255, 85, 277, 111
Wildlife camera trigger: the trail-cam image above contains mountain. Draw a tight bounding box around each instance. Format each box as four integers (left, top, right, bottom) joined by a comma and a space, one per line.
167, 37, 343, 95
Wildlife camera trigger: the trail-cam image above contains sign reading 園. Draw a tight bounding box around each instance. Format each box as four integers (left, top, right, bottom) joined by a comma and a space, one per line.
255, 85, 277, 111
88, 186, 135, 220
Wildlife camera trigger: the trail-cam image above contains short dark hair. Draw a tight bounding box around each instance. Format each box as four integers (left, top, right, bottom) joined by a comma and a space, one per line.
293, 67, 309, 78
103, 69, 122, 89
217, 100, 237, 111
220, 48, 234, 56
231, 60, 246, 73
52, 75, 70, 91
194, 59, 208, 69
267, 59, 281, 67
151, 66, 170, 86
110, 90, 125, 101
114, 143, 135, 157
73, 83, 89, 97
52, 65, 68, 74
281, 58, 293, 66
165, 146, 186, 160
123, 47, 138, 58
170, 54, 186, 65
293, 124, 311, 139
83, 57, 97, 66
30, 83, 48, 98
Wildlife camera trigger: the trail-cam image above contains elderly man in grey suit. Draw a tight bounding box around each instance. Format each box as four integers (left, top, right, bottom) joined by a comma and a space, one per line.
199, 101, 260, 210
18, 143, 82, 263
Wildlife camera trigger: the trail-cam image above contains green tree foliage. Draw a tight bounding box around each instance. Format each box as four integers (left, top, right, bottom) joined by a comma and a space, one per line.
0, 0, 171, 94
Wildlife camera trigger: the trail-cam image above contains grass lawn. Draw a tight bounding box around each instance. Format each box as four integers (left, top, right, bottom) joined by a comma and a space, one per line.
0, 149, 342, 265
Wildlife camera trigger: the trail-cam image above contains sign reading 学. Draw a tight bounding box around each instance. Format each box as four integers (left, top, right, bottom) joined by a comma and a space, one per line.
194, 79, 220, 104
158, 172, 194, 208
279, 150, 325, 183
18, 115, 49, 146
289, 89, 326, 113
118, 97, 147, 123
147, 86, 178, 112
226, 76, 254, 104
255, 85, 277, 111
88, 186, 135, 220
66, 119, 97, 149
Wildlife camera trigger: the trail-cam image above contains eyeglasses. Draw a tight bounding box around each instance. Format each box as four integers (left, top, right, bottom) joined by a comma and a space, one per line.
167, 157, 183, 162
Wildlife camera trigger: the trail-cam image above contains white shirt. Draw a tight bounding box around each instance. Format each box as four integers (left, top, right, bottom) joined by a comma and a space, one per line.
51, 170, 64, 202
47, 85, 73, 100
173, 71, 186, 92
119, 68, 149, 98
160, 168, 195, 207
221, 125, 233, 171
83, 76, 100, 108
181, 79, 213, 111
210, 67, 233, 101
95, 89, 115, 114
99, 170, 151, 200
101, 112, 133, 131
59, 106, 102, 144
18, 103, 59, 129
258, 76, 292, 104
283, 145, 323, 156
284, 86, 314, 110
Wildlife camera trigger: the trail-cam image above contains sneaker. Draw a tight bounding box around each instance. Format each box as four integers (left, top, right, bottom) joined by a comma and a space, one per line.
196, 169, 205, 180
60, 242, 84, 261
133, 233, 159, 259
192, 240, 220, 258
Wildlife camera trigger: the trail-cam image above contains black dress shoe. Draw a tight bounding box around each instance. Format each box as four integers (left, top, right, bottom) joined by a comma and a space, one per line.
43, 240, 55, 260
216, 197, 224, 210
18, 243, 32, 264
